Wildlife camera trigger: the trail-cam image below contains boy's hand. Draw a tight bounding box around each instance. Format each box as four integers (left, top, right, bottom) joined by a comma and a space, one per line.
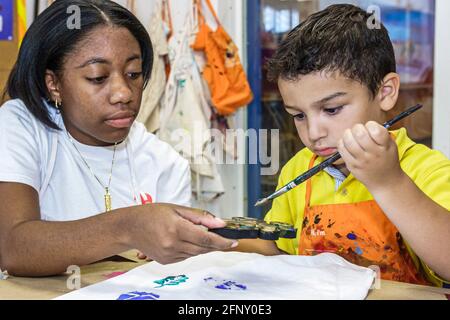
337, 121, 404, 191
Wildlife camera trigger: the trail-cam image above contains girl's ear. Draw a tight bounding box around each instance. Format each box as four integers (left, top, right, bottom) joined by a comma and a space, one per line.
45, 70, 61, 102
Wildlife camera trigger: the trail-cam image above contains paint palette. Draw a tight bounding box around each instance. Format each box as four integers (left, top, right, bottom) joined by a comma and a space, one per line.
210, 217, 297, 240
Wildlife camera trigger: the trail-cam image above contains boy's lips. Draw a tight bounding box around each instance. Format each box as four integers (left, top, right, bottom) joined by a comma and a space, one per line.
314, 147, 337, 157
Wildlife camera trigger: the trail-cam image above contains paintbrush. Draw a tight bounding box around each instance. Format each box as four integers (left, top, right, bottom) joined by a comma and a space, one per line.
254, 104, 423, 207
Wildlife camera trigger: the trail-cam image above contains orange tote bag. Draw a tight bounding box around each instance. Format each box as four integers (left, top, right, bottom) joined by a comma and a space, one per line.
191, 0, 253, 116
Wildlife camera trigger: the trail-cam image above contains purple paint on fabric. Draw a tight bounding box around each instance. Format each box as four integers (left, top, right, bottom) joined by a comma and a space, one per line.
216, 281, 247, 290
204, 277, 247, 291
117, 291, 160, 300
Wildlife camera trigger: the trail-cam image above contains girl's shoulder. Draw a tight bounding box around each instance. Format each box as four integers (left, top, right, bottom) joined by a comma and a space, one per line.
0, 99, 53, 137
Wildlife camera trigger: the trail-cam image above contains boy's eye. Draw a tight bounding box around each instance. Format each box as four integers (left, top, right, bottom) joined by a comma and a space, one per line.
128, 72, 143, 80
293, 112, 306, 120
86, 76, 107, 84
324, 106, 344, 115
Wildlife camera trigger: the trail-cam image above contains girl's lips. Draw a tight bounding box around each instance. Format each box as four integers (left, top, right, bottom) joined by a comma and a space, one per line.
315, 148, 337, 157
105, 117, 135, 129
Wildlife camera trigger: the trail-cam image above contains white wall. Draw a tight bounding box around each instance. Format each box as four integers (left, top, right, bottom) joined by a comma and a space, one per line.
433, 0, 450, 158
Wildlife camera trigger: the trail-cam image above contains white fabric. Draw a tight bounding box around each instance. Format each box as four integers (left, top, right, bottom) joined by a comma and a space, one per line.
0, 99, 191, 221
56, 252, 376, 300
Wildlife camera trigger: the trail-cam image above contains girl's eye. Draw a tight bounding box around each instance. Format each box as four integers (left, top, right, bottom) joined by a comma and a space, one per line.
128, 72, 143, 80
324, 106, 344, 115
293, 113, 306, 120
86, 76, 107, 84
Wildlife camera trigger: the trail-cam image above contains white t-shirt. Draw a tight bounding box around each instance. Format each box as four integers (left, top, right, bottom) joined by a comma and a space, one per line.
0, 99, 191, 221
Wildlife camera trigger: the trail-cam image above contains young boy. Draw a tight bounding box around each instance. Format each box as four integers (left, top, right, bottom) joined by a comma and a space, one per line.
238, 4, 450, 287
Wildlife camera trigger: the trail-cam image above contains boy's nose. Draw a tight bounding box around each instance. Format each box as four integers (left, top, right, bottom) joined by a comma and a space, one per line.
307, 120, 327, 142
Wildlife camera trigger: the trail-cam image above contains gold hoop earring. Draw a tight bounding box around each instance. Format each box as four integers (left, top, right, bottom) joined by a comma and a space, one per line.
55, 99, 61, 109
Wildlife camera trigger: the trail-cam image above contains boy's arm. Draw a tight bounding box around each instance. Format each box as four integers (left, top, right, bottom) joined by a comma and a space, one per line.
338, 121, 450, 282
370, 172, 450, 282
232, 239, 286, 255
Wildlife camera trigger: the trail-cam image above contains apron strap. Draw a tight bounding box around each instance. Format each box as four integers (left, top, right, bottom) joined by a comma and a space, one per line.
204, 0, 221, 25
195, 0, 221, 26
162, 0, 173, 40
305, 154, 318, 208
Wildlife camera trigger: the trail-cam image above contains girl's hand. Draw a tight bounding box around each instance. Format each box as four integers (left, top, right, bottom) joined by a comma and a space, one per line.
136, 250, 152, 261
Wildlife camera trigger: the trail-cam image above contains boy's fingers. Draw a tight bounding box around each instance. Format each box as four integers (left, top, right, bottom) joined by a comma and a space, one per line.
365, 121, 390, 146
351, 123, 378, 152
337, 138, 356, 166
342, 129, 364, 158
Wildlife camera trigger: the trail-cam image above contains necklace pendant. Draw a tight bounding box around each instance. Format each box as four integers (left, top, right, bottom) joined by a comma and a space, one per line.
104, 188, 112, 212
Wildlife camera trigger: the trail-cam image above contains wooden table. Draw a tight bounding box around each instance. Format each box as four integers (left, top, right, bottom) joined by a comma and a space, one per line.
1, 251, 449, 300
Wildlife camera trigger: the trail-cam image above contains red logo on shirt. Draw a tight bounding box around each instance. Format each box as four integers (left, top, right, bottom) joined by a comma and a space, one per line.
139, 192, 153, 205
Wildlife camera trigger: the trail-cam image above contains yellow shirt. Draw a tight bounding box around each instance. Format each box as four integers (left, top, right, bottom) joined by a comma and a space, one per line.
265, 128, 450, 287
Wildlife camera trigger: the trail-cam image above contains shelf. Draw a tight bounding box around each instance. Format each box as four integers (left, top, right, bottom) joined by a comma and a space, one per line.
400, 83, 433, 90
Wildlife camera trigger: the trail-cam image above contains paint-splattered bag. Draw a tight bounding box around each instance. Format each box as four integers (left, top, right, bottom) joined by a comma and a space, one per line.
191, 0, 253, 116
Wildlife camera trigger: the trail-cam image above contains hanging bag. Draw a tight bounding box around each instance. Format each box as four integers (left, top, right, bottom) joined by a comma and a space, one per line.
191, 0, 253, 116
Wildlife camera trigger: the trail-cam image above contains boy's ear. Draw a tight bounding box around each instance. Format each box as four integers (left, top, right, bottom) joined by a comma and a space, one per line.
45, 70, 62, 102
377, 72, 400, 112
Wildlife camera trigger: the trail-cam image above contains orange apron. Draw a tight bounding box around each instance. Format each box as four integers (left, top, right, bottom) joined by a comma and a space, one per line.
298, 155, 429, 285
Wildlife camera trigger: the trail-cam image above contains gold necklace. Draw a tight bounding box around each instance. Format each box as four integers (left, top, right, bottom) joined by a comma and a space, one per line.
67, 132, 118, 212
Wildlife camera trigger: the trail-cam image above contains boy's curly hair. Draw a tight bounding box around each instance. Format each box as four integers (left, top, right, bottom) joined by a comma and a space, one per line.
267, 4, 396, 98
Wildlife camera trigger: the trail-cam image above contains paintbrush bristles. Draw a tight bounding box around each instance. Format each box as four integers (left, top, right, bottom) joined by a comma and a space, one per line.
254, 198, 269, 207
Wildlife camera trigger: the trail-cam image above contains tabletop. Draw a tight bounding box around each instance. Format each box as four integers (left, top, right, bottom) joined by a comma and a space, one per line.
1, 250, 449, 300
